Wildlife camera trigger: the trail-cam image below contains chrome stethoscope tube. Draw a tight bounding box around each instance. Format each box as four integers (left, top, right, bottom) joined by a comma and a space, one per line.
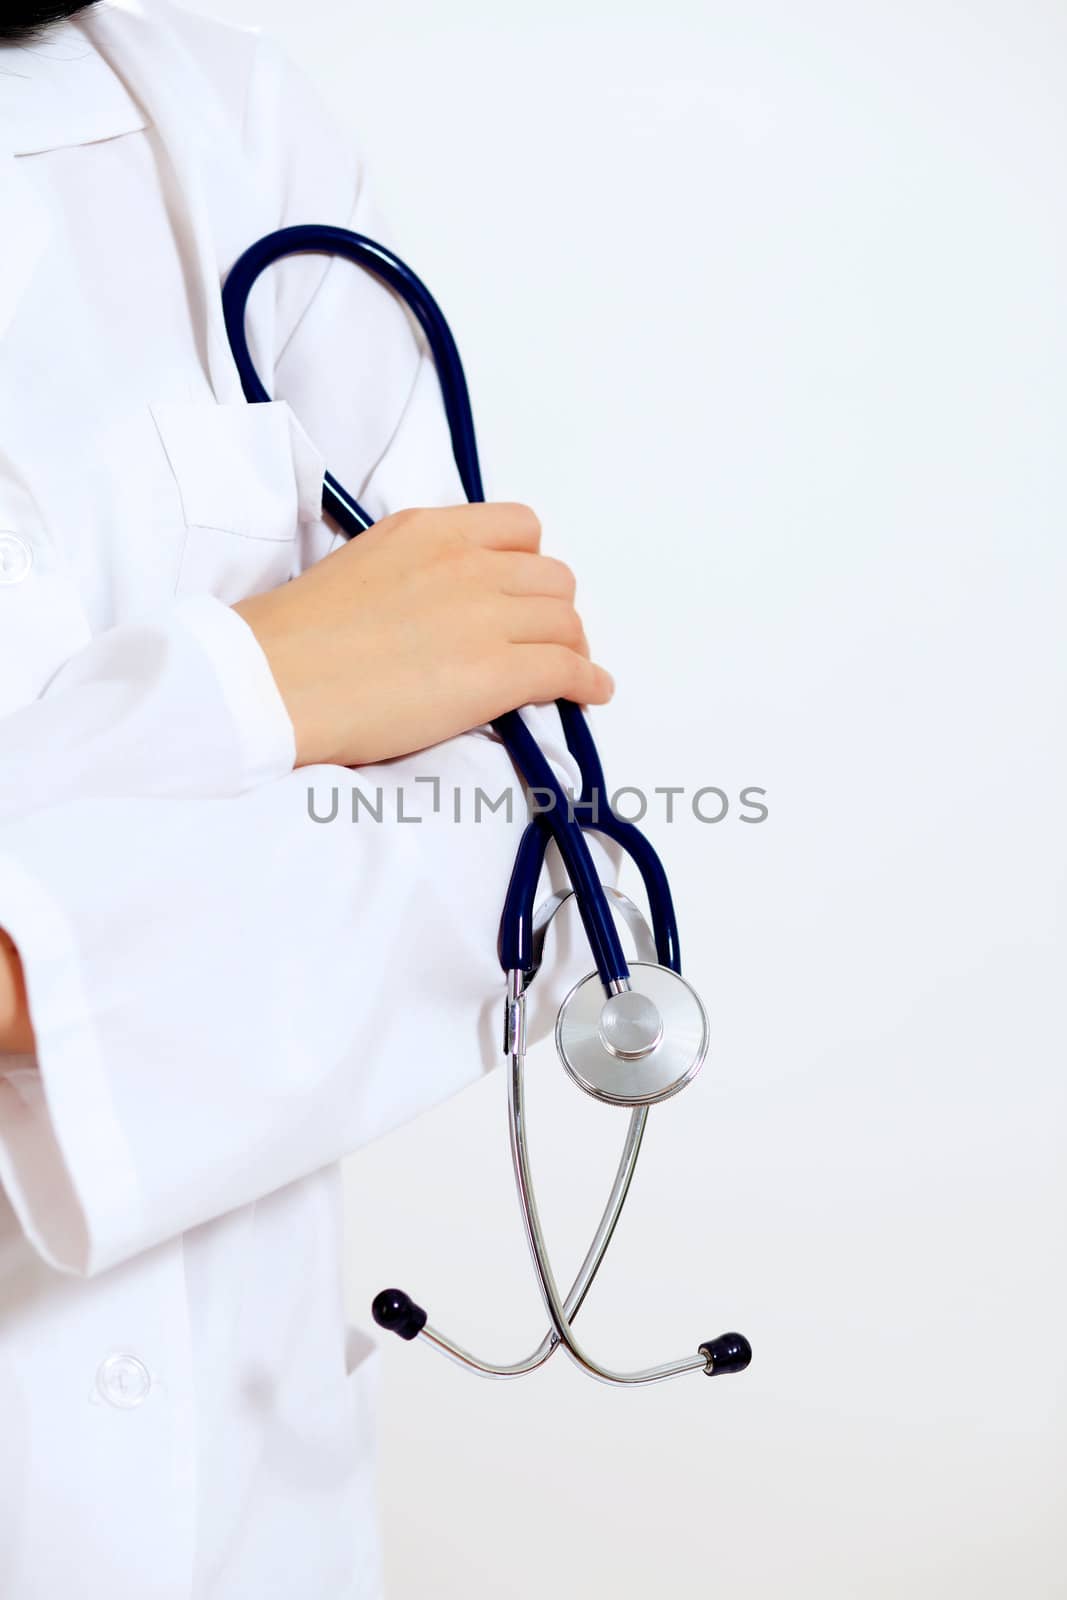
416, 1094, 649, 1382
372, 894, 750, 1386
402, 892, 656, 1383
508, 1034, 707, 1387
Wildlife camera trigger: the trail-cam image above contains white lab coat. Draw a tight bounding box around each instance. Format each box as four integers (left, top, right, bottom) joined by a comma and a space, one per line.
0, 5, 605, 1594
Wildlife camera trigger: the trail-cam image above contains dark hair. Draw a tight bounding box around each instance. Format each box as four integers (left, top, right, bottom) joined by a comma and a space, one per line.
0, 2, 99, 43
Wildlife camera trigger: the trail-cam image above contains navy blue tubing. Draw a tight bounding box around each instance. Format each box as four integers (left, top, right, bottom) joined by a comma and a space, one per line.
553, 696, 681, 969
492, 632, 683, 970
222, 224, 639, 987
500, 813, 680, 978
498, 665, 681, 975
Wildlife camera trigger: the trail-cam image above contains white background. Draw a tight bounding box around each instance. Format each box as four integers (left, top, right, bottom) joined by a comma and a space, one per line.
190, 1, 1064, 1594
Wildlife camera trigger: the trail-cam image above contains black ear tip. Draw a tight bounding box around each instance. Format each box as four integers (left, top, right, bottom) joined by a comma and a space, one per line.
699, 1331, 752, 1375
371, 1288, 408, 1329
372, 1288, 428, 1341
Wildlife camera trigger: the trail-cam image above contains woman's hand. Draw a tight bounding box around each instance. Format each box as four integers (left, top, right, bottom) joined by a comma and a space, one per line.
234, 502, 613, 769
0, 929, 33, 1055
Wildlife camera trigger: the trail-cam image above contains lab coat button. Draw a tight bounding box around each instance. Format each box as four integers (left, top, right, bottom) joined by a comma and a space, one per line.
0, 532, 33, 585
96, 1353, 152, 1409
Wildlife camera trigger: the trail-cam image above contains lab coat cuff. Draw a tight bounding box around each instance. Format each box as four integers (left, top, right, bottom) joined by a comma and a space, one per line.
172, 594, 296, 788
0, 851, 140, 1276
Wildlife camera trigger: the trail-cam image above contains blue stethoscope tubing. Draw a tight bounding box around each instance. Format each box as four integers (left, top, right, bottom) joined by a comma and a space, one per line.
221, 224, 680, 990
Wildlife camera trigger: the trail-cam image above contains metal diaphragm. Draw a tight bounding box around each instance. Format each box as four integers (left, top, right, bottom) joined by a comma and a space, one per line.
555, 962, 709, 1107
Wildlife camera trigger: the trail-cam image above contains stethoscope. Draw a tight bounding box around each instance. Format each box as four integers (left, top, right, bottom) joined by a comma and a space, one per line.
223, 225, 751, 1389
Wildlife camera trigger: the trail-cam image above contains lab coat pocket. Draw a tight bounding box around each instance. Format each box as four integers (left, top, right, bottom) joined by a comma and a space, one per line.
150, 399, 325, 603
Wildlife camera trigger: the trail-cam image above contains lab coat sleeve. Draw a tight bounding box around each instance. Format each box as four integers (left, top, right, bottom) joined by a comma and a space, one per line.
0, 32, 619, 1278
0, 730, 591, 1278
0, 595, 295, 823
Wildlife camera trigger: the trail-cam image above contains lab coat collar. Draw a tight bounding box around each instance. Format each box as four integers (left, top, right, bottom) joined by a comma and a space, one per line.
0, 155, 41, 337
0, 2, 252, 400
0, 1, 259, 406
0, 156, 48, 342
0, 15, 147, 342
80, 0, 250, 403
0, 17, 147, 155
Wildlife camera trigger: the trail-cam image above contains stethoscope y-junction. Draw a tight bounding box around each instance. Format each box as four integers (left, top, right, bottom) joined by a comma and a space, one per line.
223, 225, 751, 1389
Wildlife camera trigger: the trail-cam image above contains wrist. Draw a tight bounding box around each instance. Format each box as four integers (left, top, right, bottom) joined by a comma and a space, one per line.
232, 593, 323, 769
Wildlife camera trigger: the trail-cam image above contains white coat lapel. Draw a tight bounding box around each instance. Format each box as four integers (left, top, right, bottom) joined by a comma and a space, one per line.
0, 16, 145, 342
81, 1, 255, 405
0, 150, 52, 343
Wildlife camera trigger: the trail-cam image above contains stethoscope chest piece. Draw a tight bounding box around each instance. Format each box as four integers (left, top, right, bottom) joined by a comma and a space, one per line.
555, 962, 709, 1107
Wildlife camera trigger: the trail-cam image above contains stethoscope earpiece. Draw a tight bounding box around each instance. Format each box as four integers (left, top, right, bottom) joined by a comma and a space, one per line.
700, 1332, 753, 1377
371, 1288, 428, 1342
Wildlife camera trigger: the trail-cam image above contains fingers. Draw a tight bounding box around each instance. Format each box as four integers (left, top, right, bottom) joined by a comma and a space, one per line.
490, 550, 577, 600
452, 502, 542, 553
506, 644, 615, 708
501, 596, 589, 655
